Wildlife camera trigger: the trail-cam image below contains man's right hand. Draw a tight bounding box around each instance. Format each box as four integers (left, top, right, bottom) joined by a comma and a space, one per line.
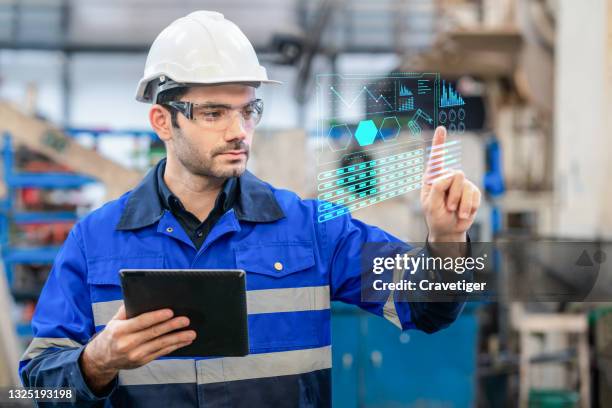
79, 305, 196, 394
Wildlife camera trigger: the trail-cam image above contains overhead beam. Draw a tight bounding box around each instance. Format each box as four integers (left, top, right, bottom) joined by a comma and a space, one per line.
0, 103, 143, 200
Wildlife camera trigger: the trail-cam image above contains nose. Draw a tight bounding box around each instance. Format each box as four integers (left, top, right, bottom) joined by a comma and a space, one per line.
224, 110, 248, 142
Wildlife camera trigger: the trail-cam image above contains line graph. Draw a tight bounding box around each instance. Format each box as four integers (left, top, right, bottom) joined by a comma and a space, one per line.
329, 85, 394, 110
315, 73, 450, 221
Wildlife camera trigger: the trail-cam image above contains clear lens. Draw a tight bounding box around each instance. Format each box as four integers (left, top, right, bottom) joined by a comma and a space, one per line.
192, 106, 229, 123
190, 100, 263, 130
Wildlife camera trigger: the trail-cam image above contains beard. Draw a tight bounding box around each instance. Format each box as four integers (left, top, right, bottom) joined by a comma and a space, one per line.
172, 127, 250, 178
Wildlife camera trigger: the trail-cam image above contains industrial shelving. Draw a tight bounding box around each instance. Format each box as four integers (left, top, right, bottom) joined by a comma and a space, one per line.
0, 129, 154, 342
0, 134, 97, 339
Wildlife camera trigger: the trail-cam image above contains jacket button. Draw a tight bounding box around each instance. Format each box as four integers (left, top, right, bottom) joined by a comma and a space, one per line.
274, 262, 283, 271
166, 227, 174, 233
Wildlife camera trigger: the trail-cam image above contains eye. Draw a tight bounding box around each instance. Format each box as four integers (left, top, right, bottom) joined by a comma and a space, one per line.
243, 102, 262, 118
242, 107, 256, 118
205, 110, 222, 118
196, 108, 225, 121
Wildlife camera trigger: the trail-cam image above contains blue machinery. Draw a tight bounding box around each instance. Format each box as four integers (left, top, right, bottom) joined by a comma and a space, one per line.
332, 302, 478, 407
484, 138, 505, 236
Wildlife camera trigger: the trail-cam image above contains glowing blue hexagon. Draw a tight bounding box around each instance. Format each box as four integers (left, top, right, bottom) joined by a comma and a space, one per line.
380, 116, 401, 141
354, 119, 378, 147
326, 124, 352, 152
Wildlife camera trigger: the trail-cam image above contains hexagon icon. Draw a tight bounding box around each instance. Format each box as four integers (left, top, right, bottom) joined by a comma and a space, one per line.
380, 116, 401, 142
326, 124, 352, 152
354, 119, 378, 147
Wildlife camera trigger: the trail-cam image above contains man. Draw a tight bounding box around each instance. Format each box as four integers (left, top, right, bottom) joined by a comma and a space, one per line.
19, 11, 481, 407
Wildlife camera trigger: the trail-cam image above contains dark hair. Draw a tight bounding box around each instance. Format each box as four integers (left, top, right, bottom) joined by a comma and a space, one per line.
156, 87, 188, 128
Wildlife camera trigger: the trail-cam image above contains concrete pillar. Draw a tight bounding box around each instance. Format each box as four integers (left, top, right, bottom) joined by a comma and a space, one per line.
554, 0, 612, 238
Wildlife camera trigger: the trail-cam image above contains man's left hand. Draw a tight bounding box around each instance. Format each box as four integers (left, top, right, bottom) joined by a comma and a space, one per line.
420, 126, 481, 242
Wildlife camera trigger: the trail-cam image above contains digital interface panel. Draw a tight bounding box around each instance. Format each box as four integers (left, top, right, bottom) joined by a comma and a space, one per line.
316, 73, 466, 222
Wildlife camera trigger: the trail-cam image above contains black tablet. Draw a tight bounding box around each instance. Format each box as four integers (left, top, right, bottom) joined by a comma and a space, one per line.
119, 269, 248, 357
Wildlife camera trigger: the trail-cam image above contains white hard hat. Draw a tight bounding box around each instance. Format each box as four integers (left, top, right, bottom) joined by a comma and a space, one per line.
136, 10, 280, 103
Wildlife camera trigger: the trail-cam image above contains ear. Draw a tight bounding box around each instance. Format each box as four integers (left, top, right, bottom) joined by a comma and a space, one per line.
149, 104, 173, 142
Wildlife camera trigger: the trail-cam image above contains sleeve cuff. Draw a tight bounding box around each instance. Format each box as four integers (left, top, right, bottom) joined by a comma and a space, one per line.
425, 233, 472, 257
68, 346, 118, 401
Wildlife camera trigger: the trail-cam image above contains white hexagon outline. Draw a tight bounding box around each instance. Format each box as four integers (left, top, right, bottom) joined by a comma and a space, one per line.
380, 116, 401, 142
326, 124, 353, 152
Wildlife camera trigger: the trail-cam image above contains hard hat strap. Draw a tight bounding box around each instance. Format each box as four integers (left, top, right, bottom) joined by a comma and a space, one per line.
146, 76, 187, 104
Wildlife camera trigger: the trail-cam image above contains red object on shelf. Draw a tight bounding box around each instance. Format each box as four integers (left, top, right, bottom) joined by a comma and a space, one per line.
20, 223, 73, 245
21, 188, 41, 207
22, 301, 36, 321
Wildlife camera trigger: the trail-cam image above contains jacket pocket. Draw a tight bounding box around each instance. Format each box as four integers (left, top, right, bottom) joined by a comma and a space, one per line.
234, 242, 329, 352
87, 255, 164, 328
86, 254, 165, 286
234, 242, 315, 278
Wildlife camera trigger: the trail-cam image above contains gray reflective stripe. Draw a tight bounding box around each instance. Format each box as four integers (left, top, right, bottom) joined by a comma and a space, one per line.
246, 285, 330, 314
383, 270, 403, 329
196, 345, 332, 384
20, 337, 83, 361
116, 346, 331, 386
382, 247, 423, 329
119, 359, 196, 385
92, 286, 330, 326
383, 297, 402, 329
92, 299, 123, 327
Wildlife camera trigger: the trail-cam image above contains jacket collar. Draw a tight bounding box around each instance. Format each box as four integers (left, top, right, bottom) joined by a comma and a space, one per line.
156, 159, 237, 214
116, 159, 285, 231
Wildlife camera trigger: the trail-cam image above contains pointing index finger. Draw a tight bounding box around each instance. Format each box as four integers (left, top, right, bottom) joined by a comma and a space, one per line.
424, 126, 447, 185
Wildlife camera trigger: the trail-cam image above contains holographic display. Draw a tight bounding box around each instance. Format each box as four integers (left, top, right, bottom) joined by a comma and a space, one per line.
316, 73, 466, 222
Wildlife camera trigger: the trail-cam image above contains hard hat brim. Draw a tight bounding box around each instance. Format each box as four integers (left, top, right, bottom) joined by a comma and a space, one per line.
135, 75, 282, 103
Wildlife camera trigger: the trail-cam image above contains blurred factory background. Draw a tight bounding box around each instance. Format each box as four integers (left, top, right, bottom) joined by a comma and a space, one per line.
0, 0, 611, 407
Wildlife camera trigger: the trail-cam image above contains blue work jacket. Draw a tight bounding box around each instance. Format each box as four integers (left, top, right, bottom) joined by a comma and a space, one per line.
19, 159, 463, 407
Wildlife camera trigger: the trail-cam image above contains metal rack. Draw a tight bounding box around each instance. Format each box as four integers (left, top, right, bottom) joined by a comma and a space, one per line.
0, 128, 153, 341
0, 123, 157, 341
0, 134, 97, 339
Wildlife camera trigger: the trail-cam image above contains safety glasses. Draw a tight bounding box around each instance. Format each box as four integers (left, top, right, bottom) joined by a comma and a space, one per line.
164, 99, 264, 131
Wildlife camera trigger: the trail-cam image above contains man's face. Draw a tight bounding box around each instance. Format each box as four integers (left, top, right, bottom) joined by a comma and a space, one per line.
169, 84, 256, 179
